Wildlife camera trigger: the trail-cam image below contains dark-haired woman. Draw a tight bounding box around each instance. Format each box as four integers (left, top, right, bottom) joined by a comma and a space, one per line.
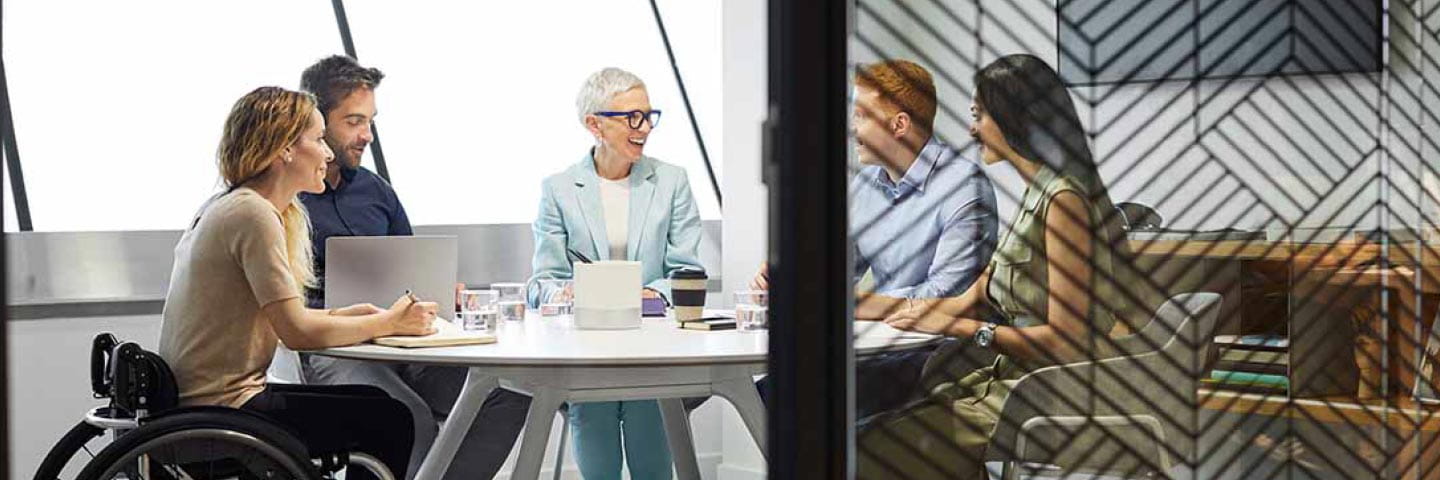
854, 54, 1162, 479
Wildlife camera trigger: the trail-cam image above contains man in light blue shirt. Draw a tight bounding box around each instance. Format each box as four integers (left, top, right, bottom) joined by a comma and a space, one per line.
850, 136, 997, 300
754, 60, 998, 419
847, 60, 997, 418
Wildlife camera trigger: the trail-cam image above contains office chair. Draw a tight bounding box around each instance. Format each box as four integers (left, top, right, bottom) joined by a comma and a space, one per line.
1116, 202, 1164, 231
986, 293, 1222, 479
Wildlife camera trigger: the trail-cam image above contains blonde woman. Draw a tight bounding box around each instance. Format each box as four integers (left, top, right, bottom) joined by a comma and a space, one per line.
158, 86, 437, 478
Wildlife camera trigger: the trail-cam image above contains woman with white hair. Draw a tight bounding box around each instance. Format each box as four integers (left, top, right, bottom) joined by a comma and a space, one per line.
526, 68, 704, 479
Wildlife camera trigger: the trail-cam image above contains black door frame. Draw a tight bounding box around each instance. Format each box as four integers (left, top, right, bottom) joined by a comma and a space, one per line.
766, 0, 852, 478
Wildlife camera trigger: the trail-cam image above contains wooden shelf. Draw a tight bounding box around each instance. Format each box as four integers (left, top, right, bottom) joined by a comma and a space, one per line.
1200, 388, 1440, 432
1129, 239, 1440, 267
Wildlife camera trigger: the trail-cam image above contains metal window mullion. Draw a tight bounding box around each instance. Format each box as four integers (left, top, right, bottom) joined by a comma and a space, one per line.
0, 56, 34, 231
328, 0, 391, 184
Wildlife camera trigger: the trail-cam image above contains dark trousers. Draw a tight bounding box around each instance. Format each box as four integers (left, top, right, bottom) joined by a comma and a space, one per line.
242, 383, 414, 479
757, 339, 994, 421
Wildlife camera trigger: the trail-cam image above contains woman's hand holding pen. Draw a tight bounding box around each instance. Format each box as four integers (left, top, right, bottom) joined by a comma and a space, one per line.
387, 292, 439, 336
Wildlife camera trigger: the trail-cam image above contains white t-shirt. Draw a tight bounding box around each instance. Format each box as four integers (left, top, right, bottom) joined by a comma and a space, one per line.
599, 176, 630, 260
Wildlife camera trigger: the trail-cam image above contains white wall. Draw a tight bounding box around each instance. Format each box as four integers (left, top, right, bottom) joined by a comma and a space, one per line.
717, 0, 770, 477
8, 316, 163, 479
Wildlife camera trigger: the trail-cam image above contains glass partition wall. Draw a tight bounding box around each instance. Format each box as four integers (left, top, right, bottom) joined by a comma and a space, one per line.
833, 0, 1440, 478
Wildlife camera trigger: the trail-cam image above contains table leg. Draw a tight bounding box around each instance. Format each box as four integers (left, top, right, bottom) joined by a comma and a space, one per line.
512, 387, 568, 480
659, 398, 701, 480
714, 377, 768, 459
415, 368, 497, 480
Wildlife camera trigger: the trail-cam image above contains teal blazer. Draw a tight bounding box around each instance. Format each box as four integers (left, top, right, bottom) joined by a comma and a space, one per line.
527, 151, 705, 306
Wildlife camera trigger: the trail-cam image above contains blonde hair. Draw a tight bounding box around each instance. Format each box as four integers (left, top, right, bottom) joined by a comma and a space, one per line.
217, 86, 319, 290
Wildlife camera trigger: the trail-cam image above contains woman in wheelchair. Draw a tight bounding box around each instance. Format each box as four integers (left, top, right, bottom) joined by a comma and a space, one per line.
852, 55, 1164, 479
155, 86, 438, 478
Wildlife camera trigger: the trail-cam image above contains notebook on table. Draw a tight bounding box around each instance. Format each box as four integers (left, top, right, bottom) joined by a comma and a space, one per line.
372, 316, 496, 348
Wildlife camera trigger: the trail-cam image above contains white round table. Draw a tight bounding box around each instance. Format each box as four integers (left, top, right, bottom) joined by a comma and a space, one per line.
314, 313, 938, 480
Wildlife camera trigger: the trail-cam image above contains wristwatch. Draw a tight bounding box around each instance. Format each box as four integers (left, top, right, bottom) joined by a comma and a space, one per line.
974, 322, 998, 349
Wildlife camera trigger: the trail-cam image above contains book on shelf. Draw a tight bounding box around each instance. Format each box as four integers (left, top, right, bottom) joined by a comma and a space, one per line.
1218, 349, 1288, 365
1212, 360, 1287, 376
1201, 377, 1288, 395
1214, 334, 1289, 351
1211, 370, 1290, 388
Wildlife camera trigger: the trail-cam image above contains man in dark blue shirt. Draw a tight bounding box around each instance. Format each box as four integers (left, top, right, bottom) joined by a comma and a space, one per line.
297, 55, 526, 480
300, 151, 412, 308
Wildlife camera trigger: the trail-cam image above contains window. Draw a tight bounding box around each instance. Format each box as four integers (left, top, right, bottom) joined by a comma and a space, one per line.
4, 0, 342, 231
4, 155, 17, 232
342, 0, 723, 224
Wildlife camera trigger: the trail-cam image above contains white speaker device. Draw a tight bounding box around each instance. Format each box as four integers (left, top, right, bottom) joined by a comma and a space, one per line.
574, 261, 642, 330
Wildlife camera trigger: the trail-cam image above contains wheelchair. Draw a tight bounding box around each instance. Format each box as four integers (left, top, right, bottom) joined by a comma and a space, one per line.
34, 333, 395, 480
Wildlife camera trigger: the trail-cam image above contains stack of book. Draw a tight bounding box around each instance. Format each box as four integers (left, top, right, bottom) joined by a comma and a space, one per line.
1204, 334, 1289, 394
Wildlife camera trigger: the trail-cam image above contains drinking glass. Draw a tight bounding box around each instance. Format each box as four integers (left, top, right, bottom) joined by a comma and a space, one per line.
735, 290, 769, 331
458, 289, 498, 332
538, 278, 574, 317
491, 282, 527, 321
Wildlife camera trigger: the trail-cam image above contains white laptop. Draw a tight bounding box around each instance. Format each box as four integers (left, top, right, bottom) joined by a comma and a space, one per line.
325, 235, 458, 319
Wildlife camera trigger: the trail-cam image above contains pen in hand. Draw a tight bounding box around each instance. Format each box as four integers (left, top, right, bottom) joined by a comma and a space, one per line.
567, 248, 594, 264
391, 290, 436, 336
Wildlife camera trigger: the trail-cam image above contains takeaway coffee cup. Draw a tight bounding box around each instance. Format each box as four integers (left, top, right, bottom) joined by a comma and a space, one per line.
670, 269, 708, 321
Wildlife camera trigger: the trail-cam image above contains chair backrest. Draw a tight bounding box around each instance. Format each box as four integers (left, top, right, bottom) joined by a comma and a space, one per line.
987, 292, 1223, 472
1129, 292, 1223, 374
1115, 202, 1164, 231
91, 333, 180, 417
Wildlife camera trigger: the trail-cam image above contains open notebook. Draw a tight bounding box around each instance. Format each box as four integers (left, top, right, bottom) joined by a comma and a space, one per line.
371, 317, 497, 348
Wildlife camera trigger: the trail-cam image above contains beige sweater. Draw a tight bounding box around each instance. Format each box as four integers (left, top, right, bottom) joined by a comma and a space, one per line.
158, 188, 300, 408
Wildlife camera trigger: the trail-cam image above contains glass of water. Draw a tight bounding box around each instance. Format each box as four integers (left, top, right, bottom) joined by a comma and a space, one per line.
458, 289, 498, 332
537, 278, 574, 317
735, 290, 769, 331
491, 282, 527, 321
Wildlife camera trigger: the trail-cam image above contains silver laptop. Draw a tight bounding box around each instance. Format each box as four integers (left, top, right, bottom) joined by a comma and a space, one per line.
325, 235, 458, 318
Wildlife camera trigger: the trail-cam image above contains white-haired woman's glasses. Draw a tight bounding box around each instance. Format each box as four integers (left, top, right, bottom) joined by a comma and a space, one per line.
595, 109, 663, 129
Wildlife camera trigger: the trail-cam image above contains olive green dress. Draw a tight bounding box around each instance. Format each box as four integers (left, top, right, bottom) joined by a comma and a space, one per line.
856, 164, 1158, 479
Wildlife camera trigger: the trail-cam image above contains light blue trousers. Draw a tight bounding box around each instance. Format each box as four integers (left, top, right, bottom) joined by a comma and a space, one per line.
569, 400, 673, 480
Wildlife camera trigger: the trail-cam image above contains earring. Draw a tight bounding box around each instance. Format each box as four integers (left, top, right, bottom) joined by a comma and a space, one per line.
285, 155, 293, 163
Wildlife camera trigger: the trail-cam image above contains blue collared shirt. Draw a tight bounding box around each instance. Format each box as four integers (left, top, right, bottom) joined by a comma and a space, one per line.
850, 137, 998, 298
299, 165, 413, 307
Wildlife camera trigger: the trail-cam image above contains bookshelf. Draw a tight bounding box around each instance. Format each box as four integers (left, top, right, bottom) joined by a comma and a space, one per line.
1135, 236, 1440, 478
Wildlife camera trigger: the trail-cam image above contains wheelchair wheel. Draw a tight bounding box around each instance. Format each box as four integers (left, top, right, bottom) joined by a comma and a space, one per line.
76, 410, 316, 480
34, 421, 106, 480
